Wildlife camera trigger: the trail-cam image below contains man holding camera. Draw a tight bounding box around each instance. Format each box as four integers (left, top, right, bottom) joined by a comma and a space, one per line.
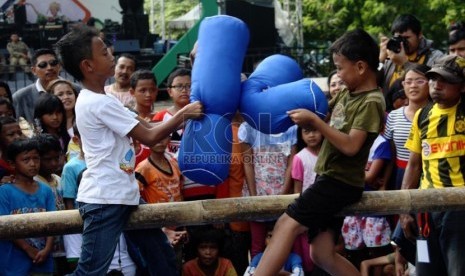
379, 14, 444, 111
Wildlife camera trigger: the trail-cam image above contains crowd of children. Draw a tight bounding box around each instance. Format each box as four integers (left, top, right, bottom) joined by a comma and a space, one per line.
0, 16, 464, 276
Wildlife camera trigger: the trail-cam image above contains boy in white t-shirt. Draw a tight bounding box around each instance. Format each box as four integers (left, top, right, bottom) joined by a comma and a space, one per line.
55, 25, 202, 276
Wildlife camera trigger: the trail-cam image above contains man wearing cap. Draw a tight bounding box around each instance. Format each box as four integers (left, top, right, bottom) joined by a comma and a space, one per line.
400, 55, 465, 276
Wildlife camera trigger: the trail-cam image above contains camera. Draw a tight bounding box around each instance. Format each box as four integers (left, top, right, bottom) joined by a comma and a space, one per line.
386, 35, 409, 54
107, 269, 124, 276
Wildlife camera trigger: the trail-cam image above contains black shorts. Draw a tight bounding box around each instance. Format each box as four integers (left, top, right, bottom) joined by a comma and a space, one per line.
286, 175, 363, 243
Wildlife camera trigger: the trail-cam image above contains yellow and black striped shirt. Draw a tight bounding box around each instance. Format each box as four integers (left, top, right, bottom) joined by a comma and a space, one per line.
405, 101, 465, 189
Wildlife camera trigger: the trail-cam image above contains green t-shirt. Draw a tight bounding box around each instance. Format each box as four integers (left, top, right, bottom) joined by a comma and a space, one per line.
315, 88, 386, 187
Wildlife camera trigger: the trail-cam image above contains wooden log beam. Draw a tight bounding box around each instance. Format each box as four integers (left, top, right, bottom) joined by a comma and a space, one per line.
1, 188, 465, 239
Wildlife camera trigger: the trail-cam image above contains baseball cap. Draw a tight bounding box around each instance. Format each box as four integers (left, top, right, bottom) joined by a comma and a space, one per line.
425, 55, 465, 84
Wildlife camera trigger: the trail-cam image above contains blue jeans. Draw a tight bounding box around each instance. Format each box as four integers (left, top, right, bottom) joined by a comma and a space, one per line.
415, 210, 465, 276
125, 228, 177, 276
71, 203, 177, 276
72, 204, 132, 276
391, 220, 416, 264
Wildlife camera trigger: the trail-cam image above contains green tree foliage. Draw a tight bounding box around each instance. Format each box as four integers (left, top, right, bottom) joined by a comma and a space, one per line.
144, 0, 198, 39
302, 0, 465, 52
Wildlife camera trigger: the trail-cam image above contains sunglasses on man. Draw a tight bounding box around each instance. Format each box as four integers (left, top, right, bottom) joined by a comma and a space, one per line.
36, 59, 59, 69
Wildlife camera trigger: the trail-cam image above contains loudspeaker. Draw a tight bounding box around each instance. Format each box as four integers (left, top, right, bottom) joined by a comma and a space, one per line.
13, 4, 27, 27
119, 0, 144, 14
40, 26, 65, 48
113, 39, 140, 53
225, 1, 277, 49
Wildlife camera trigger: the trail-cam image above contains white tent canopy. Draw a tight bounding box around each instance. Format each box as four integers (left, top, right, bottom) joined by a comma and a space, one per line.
166, 0, 298, 46
168, 4, 201, 29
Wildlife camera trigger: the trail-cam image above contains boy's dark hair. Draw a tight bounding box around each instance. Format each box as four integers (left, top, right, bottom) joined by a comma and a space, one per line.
5, 138, 38, 162
329, 29, 379, 73
72, 122, 80, 138
449, 22, 465, 45
0, 81, 13, 103
295, 126, 320, 152
0, 98, 16, 118
0, 116, 17, 133
404, 63, 431, 78
167, 68, 191, 87
36, 133, 62, 155
118, 53, 137, 65
192, 227, 225, 251
34, 93, 70, 150
0, 116, 19, 149
130, 69, 157, 89
326, 70, 337, 88
31, 48, 57, 66
55, 25, 98, 81
296, 126, 307, 152
0, 115, 17, 127
391, 14, 422, 35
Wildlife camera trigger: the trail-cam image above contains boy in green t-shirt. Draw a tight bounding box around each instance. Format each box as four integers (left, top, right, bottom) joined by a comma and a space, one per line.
253, 29, 385, 276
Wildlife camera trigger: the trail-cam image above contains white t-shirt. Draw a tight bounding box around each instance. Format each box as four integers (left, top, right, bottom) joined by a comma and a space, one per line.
75, 89, 140, 205
292, 148, 318, 191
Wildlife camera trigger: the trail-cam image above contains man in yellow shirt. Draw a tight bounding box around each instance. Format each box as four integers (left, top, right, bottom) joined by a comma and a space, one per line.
400, 55, 465, 276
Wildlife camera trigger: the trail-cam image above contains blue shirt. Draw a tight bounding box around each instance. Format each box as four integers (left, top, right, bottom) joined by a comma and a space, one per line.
61, 156, 87, 208
0, 182, 56, 275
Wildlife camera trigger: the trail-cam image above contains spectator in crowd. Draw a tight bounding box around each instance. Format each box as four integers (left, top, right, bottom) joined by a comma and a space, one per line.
0, 138, 55, 275
383, 64, 431, 191
34, 134, 67, 274
12, 48, 80, 124
33, 93, 70, 155
401, 55, 465, 276
379, 14, 443, 111
128, 70, 159, 166
47, 79, 80, 160
327, 70, 345, 100
245, 223, 304, 276
153, 68, 218, 202
291, 126, 323, 274
6, 33, 30, 70
47, 79, 78, 135
60, 123, 86, 272
135, 132, 183, 204
342, 131, 394, 273
183, 228, 238, 276
390, 89, 408, 110
0, 81, 13, 104
34, 134, 64, 210
152, 68, 191, 156
0, 98, 15, 118
129, 69, 158, 120
448, 21, 465, 57
0, 116, 24, 183
135, 131, 187, 272
104, 53, 137, 108
239, 121, 297, 259
219, 111, 251, 276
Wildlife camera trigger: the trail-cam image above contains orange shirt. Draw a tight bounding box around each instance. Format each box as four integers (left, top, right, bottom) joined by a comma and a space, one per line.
135, 153, 183, 203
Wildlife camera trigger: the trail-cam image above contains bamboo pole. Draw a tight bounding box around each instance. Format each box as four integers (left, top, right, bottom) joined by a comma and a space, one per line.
1, 188, 465, 239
